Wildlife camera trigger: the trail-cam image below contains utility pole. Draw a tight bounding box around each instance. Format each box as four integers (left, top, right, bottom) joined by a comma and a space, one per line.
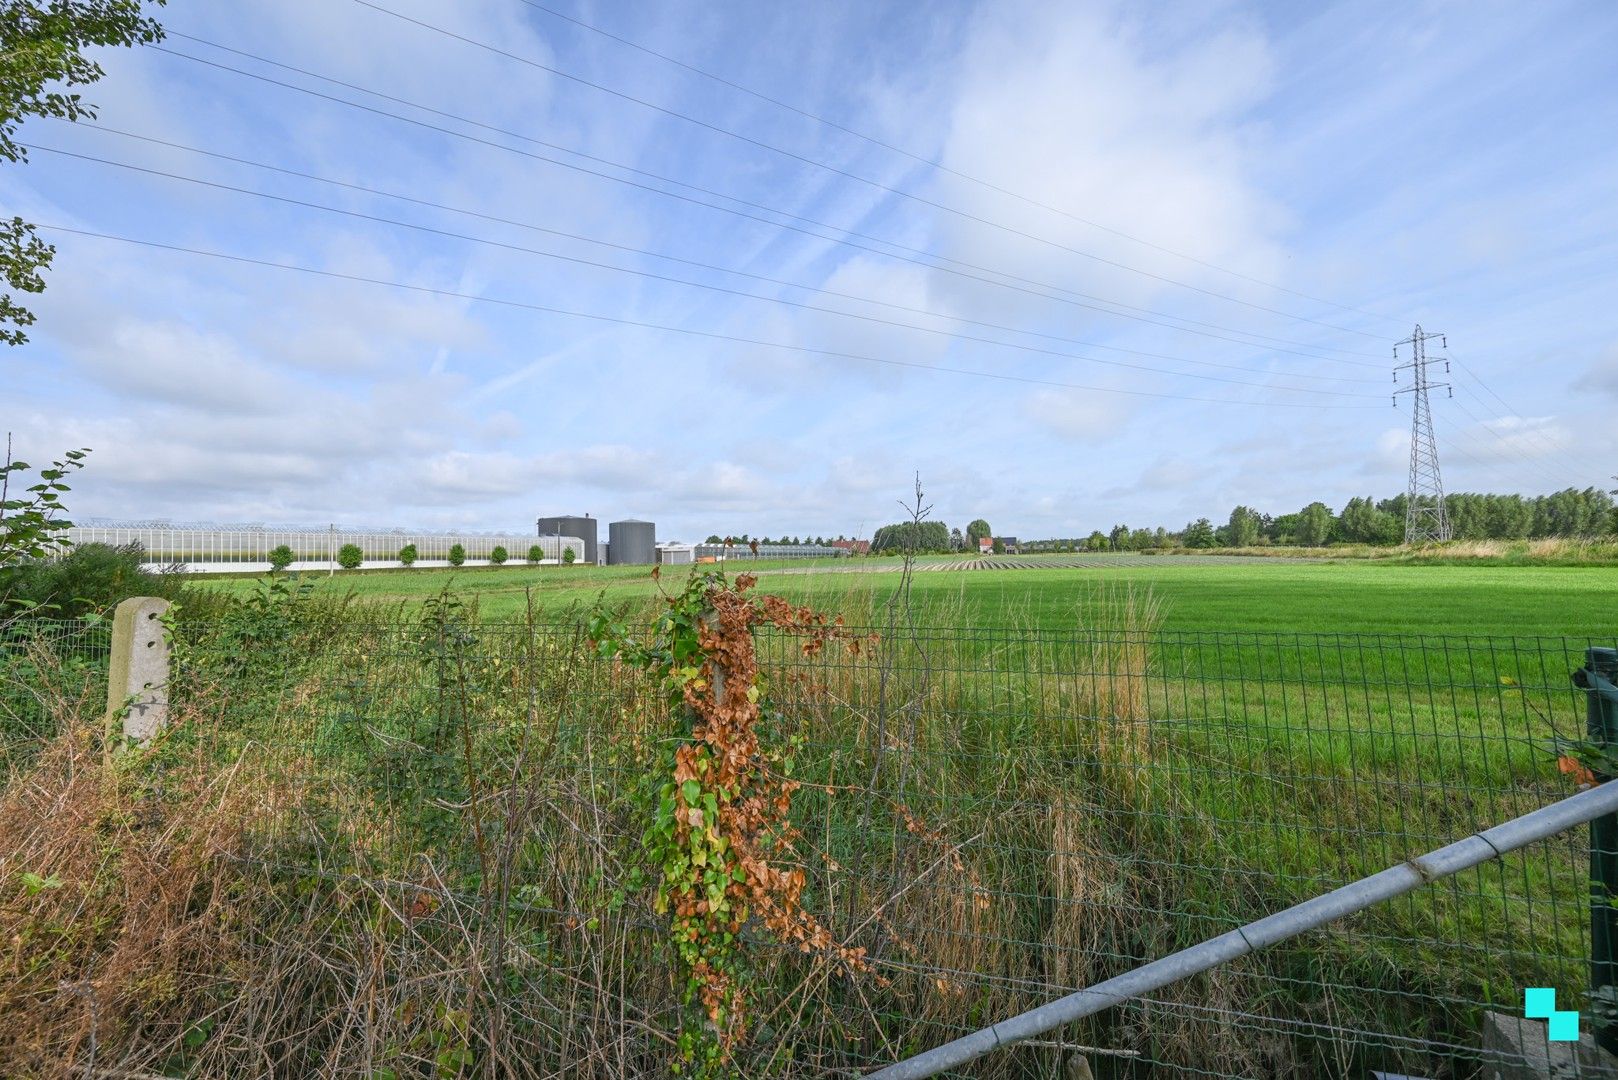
1394, 324, 1452, 544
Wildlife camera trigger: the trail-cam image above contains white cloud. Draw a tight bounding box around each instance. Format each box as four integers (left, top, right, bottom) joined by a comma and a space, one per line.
920, 0, 1286, 327
82, 319, 291, 413
1023, 387, 1135, 442
1576, 344, 1618, 398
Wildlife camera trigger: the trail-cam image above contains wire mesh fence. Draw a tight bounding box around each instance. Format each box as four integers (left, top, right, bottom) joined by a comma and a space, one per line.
0, 616, 112, 772
8, 609, 1613, 1077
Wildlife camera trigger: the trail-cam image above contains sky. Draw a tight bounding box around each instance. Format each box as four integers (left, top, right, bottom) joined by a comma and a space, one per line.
6, 0, 1617, 543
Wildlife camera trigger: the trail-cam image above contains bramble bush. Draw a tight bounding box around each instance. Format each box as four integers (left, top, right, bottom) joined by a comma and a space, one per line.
1, 541, 180, 618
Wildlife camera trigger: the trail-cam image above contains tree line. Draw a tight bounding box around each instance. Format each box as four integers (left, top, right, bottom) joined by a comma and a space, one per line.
1027, 487, 1616, 551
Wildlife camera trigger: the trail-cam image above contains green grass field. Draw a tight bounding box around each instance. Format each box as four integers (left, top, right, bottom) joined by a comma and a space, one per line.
198, 554, 1618, 638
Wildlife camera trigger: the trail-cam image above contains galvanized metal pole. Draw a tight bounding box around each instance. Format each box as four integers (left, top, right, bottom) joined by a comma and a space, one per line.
866, 780, 1618, 1080
1578, 648, 1618, 1056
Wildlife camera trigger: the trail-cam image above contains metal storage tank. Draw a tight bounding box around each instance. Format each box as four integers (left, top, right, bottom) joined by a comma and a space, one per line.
536, 515, 598, 565
607, 519, 656, 565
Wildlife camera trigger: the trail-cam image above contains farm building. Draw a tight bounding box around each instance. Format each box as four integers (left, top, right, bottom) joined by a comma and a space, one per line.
656, 543, 695, 565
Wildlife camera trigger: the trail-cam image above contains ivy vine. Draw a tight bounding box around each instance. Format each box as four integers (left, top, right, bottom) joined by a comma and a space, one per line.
590, 569, 874, 1073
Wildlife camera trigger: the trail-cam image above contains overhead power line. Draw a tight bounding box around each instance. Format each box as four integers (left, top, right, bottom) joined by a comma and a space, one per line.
157, 38, 1386, 366
512, 0, 1403, 328
35, 224, 1385, 411
1447, 352, 1589, 482
349, 0, 1387, 340
52, 127, 1380, 388
1448, 394, 1578, 492
33, 143, 1377, 398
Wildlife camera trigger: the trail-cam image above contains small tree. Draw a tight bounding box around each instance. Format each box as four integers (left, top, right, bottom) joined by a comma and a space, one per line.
448, 543, 465, 567
563, 546, 576, 565
1297, 502, 1335, 547
1183, 518, 1217, 548
527, 544, 543, 563
1226, 505, 1262, 548
337, 543, 363, 570
1, 440, 86, 564
992, 537, 1006, 555
267, 544, 294, 572
399, 543, 417, 566
490, 544, 508, 565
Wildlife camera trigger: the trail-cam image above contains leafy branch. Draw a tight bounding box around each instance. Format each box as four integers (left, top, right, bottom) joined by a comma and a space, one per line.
1, 0, 166, 343
0, 434, 87, 565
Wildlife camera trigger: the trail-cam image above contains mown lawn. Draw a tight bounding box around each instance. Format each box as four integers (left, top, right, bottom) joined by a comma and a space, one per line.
197, 556, 1618, 639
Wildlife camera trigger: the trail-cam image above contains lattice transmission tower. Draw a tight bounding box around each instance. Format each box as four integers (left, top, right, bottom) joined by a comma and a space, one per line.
1393, 324, 1452, 544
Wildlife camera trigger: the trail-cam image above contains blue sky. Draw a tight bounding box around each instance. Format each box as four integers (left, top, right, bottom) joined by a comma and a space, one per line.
7, 0, 1617, 542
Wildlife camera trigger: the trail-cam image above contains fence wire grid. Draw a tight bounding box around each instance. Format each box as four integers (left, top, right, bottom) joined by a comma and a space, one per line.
6, 612, 1615, 1078
1, 616, 112, 772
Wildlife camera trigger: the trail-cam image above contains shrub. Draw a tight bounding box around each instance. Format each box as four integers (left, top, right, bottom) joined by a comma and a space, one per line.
0, 542, 181, 618
398, 543, 417, 567
490, 545, 508, 566
527, 544, 543, 563
337, 543, 363, 570
267, 544, 294, 572
448, 543, 466, 567
563, 547, 576, 565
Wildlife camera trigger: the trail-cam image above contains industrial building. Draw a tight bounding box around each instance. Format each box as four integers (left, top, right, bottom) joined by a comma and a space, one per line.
693, 542, 848, 561
535, 514, 599, 565
656, 542, 695, 565
607, 519, 657, 565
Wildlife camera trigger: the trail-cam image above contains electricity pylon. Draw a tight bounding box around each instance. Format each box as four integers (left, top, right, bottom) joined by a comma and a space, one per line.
1394, 325, 1452, 544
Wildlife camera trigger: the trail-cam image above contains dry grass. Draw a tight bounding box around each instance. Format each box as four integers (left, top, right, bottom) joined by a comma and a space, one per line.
0, 699, 269, 1076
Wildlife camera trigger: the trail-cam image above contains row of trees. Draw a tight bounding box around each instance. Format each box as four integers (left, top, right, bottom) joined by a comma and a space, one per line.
704, 517, 1001, 556
869, 517, 997, 555
269, 542, 578, 571
1030, 487, 1617, 551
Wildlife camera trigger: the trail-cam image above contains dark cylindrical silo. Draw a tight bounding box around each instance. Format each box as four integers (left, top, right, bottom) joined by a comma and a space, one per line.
537, 515, 598, 565
607, 519, 656, 565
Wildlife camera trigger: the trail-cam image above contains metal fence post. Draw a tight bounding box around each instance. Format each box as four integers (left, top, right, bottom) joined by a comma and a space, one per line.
1578, 646, 1618, 1057
106, 596, 171, 742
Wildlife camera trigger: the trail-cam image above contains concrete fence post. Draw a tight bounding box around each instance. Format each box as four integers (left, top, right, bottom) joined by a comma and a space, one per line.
106, 596, 171, 742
